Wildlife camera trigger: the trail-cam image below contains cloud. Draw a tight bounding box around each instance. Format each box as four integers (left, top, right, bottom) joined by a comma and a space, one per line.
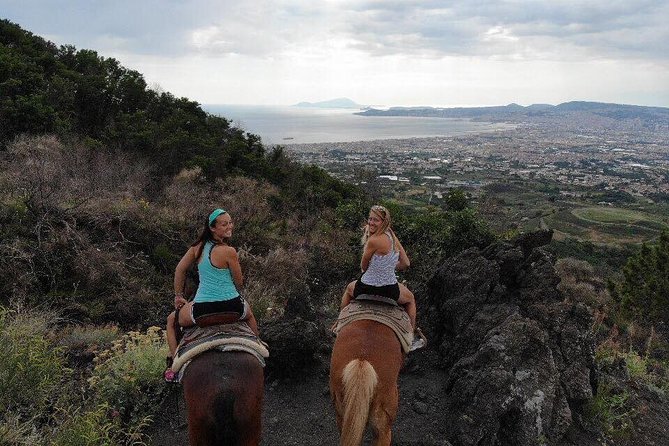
3, 0, 668, 107
4, 0, 667, 63
338, 0, 669, 61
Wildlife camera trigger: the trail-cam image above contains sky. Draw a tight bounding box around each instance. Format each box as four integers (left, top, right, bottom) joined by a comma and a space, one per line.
2, 0, 669, 108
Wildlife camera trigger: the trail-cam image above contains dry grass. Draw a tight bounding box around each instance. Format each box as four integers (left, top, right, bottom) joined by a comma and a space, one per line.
556, 257, 610, 308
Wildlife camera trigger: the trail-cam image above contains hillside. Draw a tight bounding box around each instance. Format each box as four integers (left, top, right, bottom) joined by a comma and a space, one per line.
357, 101, 669, 131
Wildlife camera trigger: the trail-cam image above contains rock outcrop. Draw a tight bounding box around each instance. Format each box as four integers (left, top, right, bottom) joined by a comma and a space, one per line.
426, 230, 595, 446
258, 284, 334, 379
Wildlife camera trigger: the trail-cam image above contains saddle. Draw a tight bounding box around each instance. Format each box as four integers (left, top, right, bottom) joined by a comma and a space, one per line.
171, 322, 269, 381
333, 298, 414, 354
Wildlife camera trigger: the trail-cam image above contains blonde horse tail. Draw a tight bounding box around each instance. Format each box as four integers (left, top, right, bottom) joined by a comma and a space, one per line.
340, 359, 378, 446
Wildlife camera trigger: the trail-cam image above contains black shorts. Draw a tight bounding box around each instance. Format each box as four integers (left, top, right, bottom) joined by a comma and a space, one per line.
192, 296, 244, 320
353, 280, 400, 301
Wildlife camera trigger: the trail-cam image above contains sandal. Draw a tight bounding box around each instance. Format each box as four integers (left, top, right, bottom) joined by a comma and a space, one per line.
164, 368, 178, 383
410, 327, 427, 352
164, 356, 179, 383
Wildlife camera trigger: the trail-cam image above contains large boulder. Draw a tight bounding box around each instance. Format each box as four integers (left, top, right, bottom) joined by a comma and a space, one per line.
426, 230, 595, 446
260, 284, 332, 379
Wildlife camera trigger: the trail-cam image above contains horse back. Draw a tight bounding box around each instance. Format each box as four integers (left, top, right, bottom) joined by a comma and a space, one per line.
331, 320, 403, 378
183, 350, 264, 446
330, 320, 404, 445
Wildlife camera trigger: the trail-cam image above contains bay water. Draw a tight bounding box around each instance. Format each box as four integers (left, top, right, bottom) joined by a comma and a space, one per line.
202, 104, 510, 145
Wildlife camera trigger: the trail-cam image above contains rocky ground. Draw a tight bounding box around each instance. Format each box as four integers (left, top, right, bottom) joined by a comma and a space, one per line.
150, 348, 453, 446
148, 350, 669, 446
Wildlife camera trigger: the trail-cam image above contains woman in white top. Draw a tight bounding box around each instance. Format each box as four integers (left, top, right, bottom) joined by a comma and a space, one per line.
340, 205, 417, 328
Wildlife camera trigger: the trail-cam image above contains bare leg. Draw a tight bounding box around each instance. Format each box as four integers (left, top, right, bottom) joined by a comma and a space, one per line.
166, 311, 178, 357
397, 283, 416, 329
245, 309, 260, 336
166, 301, 195, 360
340, 281, 356, 310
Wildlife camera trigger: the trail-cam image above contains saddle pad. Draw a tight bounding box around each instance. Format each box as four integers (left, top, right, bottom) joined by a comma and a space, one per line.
333, 300, 414, 354
181, 321, 256, 345
176, 344, 267, 382
172, 322, 269, 372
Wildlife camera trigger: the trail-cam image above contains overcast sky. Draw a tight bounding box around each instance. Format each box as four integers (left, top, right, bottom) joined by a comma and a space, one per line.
3, 0, 669, 107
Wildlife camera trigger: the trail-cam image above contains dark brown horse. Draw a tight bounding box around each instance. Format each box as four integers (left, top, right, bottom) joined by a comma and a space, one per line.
181, 350, 264, 446
330, 319, 404, 446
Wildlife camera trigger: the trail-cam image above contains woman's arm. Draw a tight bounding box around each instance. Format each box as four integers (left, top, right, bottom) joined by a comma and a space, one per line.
226, 247, 244, 291
360, 236, 380, 272
174, 245, 197, 308
395, 235, 410, 271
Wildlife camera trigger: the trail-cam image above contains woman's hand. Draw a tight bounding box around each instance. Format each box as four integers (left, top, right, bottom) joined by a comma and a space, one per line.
174, 295, 187, 309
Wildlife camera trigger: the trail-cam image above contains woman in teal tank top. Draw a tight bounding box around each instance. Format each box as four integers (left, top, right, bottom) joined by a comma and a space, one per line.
164, 208, 259, 382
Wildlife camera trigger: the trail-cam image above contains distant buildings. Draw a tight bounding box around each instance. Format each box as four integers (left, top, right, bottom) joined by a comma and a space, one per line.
285, 124, 669, 203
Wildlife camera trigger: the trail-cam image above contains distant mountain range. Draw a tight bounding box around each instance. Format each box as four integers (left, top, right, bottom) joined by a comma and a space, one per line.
356, 101, 669, 121
291, 99, 669, 130
293, 97, 362, 109
354, 101, 669, 132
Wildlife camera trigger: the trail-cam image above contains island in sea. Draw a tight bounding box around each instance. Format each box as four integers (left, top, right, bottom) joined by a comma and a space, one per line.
293, 97, 363, 109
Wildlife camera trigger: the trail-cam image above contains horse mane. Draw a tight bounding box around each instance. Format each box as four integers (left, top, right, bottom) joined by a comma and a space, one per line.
341, 359, 378, 446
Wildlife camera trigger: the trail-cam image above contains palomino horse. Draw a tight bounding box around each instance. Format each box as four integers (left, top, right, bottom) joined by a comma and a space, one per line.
330, 319, 404, 446
181, 349, 264, 446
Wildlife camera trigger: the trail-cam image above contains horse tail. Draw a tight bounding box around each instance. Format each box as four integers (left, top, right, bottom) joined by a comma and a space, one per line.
340, 359, 378, 446
213, 393, 237, 444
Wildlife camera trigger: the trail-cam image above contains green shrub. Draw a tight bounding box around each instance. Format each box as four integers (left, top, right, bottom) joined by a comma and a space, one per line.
585, 381, 634, 439
0, 307, 67, 418
50, 404, 150, 446
625, 351, 649, 380
88, 327, 166, 429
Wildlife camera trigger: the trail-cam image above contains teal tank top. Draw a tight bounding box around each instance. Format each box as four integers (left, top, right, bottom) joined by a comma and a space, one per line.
194, 241, 240, 303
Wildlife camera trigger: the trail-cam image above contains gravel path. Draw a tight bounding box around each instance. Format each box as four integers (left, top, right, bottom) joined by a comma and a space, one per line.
149, 349, 451, 445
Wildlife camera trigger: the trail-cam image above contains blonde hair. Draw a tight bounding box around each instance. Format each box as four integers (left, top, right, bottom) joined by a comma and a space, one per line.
361, 205, 396, 249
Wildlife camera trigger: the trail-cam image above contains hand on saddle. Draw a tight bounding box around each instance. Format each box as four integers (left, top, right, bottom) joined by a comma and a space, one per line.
174, 295, 187, 309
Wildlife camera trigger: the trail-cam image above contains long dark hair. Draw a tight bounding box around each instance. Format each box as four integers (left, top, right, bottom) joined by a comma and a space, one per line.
191, 221, 214, 260
191, 217, 231, 260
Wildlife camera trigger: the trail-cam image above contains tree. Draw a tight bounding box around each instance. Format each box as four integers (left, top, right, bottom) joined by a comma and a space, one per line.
444, 187, 469, 211
611, 232, 669, 324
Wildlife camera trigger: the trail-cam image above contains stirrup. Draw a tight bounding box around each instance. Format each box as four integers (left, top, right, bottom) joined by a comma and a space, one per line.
410, 327, 427, 352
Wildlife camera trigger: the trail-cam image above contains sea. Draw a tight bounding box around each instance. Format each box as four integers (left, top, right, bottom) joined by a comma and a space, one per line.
202, 104, 511, 145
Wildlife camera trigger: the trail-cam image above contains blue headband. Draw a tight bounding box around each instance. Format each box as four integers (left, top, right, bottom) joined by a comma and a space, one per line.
208, 208, 227, 226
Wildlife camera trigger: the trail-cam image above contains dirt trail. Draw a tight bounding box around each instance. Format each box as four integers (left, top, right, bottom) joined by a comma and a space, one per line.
149, 349, 451, 446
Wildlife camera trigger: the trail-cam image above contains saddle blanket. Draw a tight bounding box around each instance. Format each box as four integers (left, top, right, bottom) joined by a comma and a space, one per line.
172, 322, 269, 377
333, 300, 414, 354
